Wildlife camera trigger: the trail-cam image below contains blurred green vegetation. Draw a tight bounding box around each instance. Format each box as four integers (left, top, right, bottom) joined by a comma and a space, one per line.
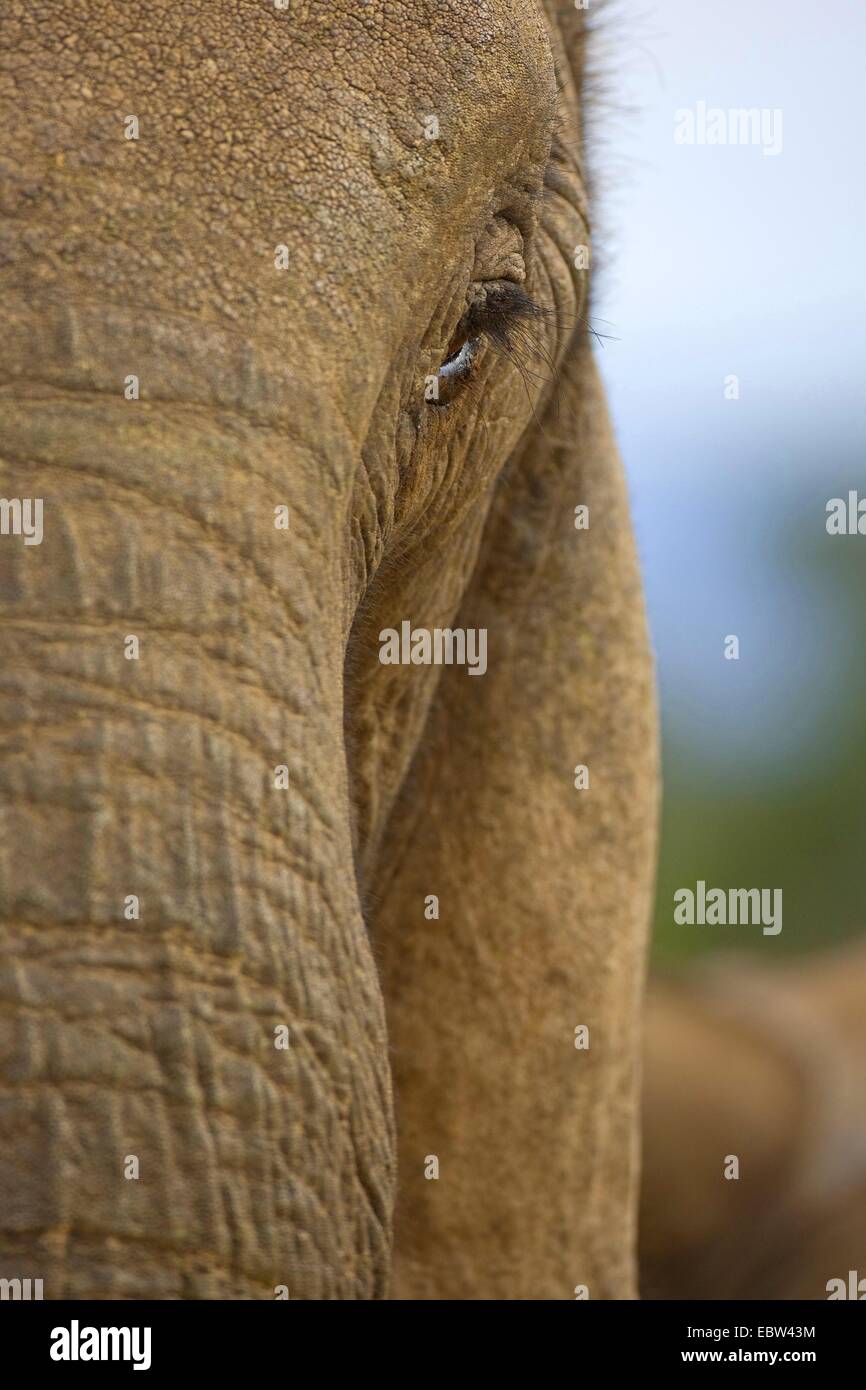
652, 523, 866, 964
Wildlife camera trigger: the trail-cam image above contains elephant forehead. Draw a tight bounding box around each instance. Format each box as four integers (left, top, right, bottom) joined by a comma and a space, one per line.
286, 0, 560, 168
268, 8, 557, 274
2, 1, 567, 369
274, 1, 557, 133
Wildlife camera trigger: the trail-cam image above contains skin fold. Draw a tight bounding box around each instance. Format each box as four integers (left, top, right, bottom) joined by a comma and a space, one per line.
0, 2, 658, 1298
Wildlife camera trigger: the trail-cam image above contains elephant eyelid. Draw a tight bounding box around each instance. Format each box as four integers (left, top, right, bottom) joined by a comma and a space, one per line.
438, 283, 553, 375
463, 281, 553, 357
432, 283, 555, 405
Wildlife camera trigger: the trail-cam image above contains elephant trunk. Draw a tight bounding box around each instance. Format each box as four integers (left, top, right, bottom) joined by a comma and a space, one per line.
0, 304, 394, 1298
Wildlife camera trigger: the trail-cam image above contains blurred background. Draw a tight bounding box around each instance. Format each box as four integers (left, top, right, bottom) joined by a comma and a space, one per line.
594, 0, 866, 965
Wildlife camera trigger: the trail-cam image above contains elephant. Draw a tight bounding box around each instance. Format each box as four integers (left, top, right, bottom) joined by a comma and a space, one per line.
0, 1, 658, 1299
641, 943, 866, 1300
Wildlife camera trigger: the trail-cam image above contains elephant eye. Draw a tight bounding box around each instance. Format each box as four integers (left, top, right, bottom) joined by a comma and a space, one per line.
438, 337, 479, 380
429, 280, 551, 409
430, 333, 482, 409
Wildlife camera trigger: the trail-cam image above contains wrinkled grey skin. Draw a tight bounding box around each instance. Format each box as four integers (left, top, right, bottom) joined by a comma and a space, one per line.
0, 2, 658, 1298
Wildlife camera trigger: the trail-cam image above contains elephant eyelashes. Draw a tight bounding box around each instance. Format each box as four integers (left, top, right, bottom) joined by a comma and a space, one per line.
432, 281, 552, 407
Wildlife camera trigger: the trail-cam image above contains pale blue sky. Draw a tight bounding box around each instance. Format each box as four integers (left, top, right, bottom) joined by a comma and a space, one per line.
594, 0, 866, 771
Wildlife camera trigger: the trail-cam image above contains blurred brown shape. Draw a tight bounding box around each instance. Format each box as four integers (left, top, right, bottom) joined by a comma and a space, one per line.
641, 941, 866, 1299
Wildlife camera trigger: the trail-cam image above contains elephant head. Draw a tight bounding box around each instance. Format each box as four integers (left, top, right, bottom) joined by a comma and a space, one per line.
0, 2, 658, 1298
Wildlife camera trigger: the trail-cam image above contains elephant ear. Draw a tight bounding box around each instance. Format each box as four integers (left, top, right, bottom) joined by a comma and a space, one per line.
374, 333, 659, 1299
